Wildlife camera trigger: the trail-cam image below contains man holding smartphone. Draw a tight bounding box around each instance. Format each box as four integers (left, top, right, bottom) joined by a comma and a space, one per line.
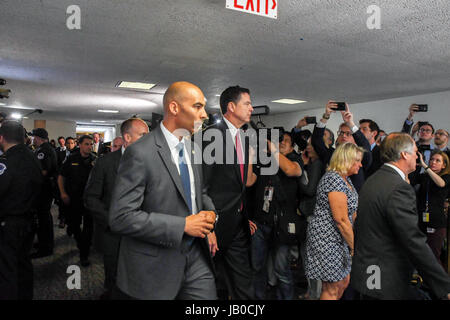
402, 104, 435, 174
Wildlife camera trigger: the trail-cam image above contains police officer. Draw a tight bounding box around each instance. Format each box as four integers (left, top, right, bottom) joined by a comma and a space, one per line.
0, 121, 43, 299
56, 136, 77, 229
30, 128, 57, 258
58, 135, 96, 266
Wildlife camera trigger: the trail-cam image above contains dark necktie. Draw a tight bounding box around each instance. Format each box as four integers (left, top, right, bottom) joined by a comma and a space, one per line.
235, 132, 244, 211
176, 142, 192, 214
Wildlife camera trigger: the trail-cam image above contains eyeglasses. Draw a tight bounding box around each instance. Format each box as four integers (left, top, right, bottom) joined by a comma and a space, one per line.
419, 128, 432, 133
435, 132, 449, 138
337, 131, 352, 137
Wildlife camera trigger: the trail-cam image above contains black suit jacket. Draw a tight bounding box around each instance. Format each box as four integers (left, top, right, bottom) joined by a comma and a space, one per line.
351, 165, 450, 299
84, 149, 122, 253
202, 119, 250, 249
366, 144, 383, 177
84, 149, 122, 228
312, 125, 372, 192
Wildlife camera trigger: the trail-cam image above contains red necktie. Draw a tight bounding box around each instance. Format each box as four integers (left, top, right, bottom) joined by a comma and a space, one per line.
235, 133, 244, 182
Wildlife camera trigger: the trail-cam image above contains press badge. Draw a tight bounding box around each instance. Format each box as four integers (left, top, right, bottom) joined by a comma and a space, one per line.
422, 212, 430, 223
262, 186, 274, 213
264, 186, 274, 201
288, 223, 296, 234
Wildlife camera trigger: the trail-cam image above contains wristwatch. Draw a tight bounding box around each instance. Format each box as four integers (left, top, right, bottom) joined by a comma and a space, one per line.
322, 113, 330, 120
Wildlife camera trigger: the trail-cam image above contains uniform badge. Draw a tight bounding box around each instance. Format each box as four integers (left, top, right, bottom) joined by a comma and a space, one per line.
0, 163, 6, 175
37, 152, 45, 160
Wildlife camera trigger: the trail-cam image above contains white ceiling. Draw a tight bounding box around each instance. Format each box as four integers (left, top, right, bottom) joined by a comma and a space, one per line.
1, 0, 450, 124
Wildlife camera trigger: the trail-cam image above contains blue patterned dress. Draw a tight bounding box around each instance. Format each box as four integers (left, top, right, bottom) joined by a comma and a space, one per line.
305, 171, 358, 282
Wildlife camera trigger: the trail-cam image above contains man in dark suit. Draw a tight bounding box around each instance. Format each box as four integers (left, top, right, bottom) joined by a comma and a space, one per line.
359, 119, 382, 177
351, 132, 450, 300
92, 132, 107, 156
84, 118, 149, 299
109, 81, 217, 300
202, 85, 257, 300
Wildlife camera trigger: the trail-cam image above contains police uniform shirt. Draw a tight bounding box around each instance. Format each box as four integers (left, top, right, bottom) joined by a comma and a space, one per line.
35, 142, 57, 180
0, 144, 43, 218
60, 152, 96, 200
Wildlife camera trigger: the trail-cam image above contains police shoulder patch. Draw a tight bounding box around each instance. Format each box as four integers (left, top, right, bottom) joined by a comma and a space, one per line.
37, 152, 45, 160
0, 162, 6, 175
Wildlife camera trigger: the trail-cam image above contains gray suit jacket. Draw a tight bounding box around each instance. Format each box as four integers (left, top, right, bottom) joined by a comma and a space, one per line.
109, 126, 216, 300
84, 149, 122, 253
351, 165, 450, 299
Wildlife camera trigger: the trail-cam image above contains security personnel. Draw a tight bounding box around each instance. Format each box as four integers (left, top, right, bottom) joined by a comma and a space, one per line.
58, 135, 96, 266
0, 121, 43, 299
30, 128, 57, 258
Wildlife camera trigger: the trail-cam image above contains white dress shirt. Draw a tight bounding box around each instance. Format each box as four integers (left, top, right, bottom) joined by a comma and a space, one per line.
223, 116, 244, 158
160, 122, 197, 214
384, 163, 406, 181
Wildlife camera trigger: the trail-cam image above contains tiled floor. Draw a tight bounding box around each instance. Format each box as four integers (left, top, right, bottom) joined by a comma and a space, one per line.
32, 206, 104, 300
32, 206, 308, 300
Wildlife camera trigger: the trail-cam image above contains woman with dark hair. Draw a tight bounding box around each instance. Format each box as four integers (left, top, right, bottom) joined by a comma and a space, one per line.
412, 150, 450, 268
298, 138, 325, 300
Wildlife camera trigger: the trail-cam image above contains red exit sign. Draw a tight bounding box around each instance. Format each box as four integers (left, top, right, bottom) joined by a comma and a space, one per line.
226, 0, 278, 19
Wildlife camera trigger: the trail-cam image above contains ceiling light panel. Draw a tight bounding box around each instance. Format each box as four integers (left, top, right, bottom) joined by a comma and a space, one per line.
271, 99, 307, 104
117, 81, 156, 90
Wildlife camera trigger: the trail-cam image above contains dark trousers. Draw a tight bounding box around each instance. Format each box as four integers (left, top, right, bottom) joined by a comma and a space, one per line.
251, 223, 294, 300
215, 228, 254, 300
66, 205, 93, 260
0, 217, 34, 300
102, 231, 121, 293
426, 228, 446, 269
35, 193, 54, 253
35, 209, 54, 253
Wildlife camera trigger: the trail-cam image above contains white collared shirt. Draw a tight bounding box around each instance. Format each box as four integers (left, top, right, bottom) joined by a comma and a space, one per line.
160, 122, 197, 214
384, 163, 406, 181
121, 146, 125, 155
223, 116, 244, 157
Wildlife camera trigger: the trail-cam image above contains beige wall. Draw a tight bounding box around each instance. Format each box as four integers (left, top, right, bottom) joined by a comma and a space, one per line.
262, 90, 450, 148
22, 119, 77, 141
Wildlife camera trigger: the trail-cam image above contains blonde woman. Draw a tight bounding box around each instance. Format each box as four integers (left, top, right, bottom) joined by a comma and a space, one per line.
305, 142, 364, 300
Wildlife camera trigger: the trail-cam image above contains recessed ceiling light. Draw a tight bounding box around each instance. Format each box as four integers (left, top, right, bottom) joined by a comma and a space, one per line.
272, 99, 307, 104
116, 81, 156, 90
98, 109, 119, 113
92, 120, 106, 123
0, 102, 5, 106
215, 94, 221, 97
11, 113, 22, 119
23, 117, 29, 119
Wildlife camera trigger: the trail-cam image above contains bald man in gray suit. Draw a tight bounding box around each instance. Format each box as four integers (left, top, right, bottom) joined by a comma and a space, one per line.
109, 82, 217, 300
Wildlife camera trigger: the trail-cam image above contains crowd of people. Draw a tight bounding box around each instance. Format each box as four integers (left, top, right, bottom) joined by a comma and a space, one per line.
0, 82, 449, 300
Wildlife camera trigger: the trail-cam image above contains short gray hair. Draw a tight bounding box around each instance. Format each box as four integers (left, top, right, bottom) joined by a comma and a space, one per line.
380, 132, 415, 163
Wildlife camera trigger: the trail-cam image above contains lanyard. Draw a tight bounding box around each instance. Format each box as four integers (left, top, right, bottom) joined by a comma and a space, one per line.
425, 178, 430, 213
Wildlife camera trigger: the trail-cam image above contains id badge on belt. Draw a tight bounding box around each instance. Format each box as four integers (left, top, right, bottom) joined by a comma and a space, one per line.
262, 186, 274, 213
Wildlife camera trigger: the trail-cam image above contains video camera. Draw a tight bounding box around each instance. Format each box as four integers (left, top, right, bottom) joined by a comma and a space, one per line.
0, 79, 11, 99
